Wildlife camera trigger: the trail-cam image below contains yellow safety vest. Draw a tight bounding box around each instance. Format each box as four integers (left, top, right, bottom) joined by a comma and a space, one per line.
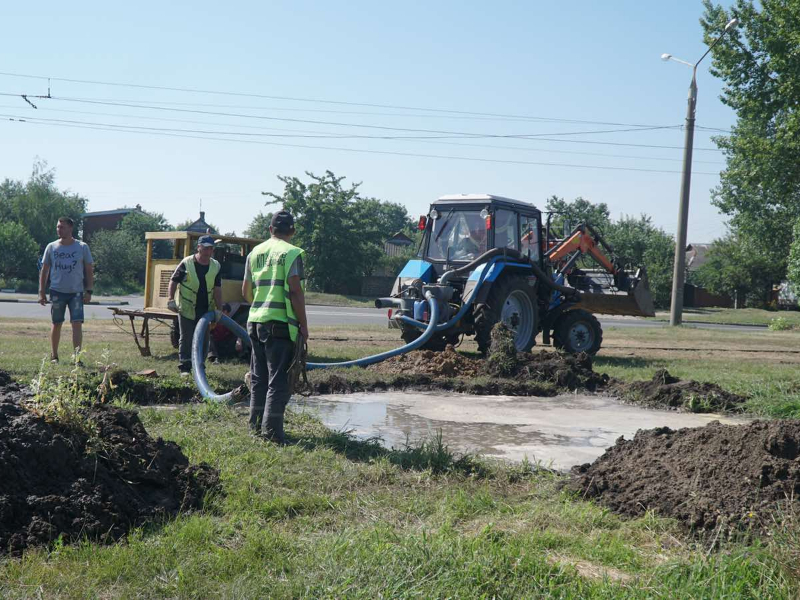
176, 256, 220, 321
248, 237, 305, 341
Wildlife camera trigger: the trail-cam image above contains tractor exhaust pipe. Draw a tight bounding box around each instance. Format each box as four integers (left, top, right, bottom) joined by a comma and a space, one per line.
375, 297, 402, 309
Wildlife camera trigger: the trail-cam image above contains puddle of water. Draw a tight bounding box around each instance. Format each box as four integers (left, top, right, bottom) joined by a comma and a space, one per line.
294, 392, 748, 471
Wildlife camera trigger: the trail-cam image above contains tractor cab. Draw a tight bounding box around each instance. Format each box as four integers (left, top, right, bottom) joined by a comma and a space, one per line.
419, 194, 543, 276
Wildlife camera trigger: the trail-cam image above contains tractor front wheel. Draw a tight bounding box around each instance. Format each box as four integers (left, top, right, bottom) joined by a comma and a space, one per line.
474, 276, 538, 354
552, 309, 603, 355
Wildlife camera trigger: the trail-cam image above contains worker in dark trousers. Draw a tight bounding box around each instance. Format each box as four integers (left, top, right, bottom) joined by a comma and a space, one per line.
167, 235, 223, 375
242, 210, 309, 443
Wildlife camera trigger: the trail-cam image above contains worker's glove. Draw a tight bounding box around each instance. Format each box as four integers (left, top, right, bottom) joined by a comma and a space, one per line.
167, 299, 179, 313
213, 309, 223, 323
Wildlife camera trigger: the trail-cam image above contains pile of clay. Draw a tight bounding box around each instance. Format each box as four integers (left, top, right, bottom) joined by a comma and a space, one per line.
614, 369, 746, 413
569, 420, 800, 532
0, 371, 219, 555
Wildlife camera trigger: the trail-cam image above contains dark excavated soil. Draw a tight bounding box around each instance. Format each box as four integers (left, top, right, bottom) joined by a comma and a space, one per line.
569, 420, 800, 532
0, 371, 219, 555
614, 369, 746, 413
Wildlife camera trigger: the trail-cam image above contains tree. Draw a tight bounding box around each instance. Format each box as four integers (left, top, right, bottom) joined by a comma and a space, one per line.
694, 233, 781, 307
605, 215, 676, 309
91, 230, 146, 290
243, 212, 272, 240
262, 171, 413, 292
701, 1, 800, 275
0, 221, 39, 282
119, 209, 172, 258
0, 161, 88, 250
544, 195, 611, 237
785, 219, 800, 290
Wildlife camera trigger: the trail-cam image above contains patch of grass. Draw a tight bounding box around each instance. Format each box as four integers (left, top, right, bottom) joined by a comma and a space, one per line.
305, 291, 375, 308
1, 404, 798, 597
654, 307, 800, 327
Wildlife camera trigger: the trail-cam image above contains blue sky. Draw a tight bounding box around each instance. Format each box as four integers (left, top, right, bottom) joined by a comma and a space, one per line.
1, 0, 736, 242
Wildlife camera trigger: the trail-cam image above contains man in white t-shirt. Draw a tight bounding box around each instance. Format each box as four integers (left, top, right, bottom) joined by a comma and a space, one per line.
38, 217, 94, 363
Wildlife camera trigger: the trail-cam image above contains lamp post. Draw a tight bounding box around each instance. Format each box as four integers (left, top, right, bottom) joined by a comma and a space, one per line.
664, 17, 738, 326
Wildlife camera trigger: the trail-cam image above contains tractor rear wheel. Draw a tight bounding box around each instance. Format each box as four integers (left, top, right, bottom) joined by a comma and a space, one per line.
552, 309, 603, 355
474, 276, 538, 354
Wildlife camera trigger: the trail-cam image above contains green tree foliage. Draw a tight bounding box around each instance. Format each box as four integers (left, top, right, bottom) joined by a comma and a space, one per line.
0, 161, 87, 250
90, 229, 146, 291
784, 219, 800, 290
119, 209, 172, 258
243, 212, 272, 240
262, 171, 413, 292
694, 234, 780, 307
0, 221, 39, 281
701, 0, 800, 274
545, 195, 611, 237
605, 215, 676, 309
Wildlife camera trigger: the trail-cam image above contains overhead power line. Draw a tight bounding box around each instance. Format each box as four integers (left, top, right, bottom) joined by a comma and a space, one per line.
0, 93, 685, 140
3, 114, 722, 176
0, 70, 732, 131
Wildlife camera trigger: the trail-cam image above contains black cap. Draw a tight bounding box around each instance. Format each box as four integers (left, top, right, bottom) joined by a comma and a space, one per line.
270, 210, 295, 232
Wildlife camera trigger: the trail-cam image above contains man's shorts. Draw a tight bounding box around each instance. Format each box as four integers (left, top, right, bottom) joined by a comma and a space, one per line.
50, 290, 84, 324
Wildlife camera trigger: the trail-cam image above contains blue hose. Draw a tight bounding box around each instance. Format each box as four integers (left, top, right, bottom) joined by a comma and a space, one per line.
192, 293, 439, 400
306, 292, 438, 371
192, 312, 251, 403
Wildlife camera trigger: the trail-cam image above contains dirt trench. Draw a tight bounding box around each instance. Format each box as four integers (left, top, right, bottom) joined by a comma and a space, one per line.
311, 325, 745, 414
0, 371, 219, 555
568, 420, 800, 533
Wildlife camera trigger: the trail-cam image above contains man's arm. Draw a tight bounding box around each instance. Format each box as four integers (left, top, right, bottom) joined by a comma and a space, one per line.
287, 275, 309, 340
242, 279, 253, 303
213, 284, 223, 313
83, 263, 94, 303
38, 262, 49, 305
167, 261, 185, 312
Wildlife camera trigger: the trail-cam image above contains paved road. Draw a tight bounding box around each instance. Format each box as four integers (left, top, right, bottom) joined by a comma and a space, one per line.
0, 298, 767, 332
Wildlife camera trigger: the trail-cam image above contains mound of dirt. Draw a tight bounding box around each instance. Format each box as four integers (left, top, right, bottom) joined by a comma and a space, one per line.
0, 376, 219, 555
616, 369, 746, 413
514, 351, 608, 391
569, 420, 800, 532
370, 345, 483, 378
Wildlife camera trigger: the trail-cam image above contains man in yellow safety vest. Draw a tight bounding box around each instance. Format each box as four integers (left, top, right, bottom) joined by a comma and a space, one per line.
167, 235, 223, 375
242, 210, 309, 443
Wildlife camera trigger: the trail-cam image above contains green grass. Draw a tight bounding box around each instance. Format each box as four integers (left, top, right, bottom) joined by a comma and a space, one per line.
654, 307, 800, 327
305, 291, 376, 308
2, 404, 798, 598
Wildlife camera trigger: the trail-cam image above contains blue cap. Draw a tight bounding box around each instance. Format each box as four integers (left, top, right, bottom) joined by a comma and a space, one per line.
198, 235, 217, 247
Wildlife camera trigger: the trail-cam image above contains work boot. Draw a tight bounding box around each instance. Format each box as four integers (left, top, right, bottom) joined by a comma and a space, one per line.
262, 414, 286, 445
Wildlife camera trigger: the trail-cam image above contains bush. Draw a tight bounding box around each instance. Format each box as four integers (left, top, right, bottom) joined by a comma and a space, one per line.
0, 221, 40, 282
91, 229, 146, 291
768, 317, 794, 331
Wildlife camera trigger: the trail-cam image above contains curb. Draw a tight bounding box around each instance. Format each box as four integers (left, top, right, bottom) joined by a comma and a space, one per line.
0, 298, 129, 306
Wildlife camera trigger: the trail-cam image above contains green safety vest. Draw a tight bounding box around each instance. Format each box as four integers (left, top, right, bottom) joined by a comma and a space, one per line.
176, 256, 221, 321
248, 237, 305, 341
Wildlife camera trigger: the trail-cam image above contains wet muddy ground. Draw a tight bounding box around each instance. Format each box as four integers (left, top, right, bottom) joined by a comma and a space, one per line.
295, 391, 746, 471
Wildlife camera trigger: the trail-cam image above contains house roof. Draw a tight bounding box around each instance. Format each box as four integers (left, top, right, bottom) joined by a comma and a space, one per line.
686, 243, 712, 271
82, 208, 139, 218
386, 232, 413, 245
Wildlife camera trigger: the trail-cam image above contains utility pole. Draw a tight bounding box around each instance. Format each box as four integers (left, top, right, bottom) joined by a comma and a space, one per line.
663, 17, 738, 326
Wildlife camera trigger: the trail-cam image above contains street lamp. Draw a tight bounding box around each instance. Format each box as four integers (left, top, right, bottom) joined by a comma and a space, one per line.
664, 17, 738, 326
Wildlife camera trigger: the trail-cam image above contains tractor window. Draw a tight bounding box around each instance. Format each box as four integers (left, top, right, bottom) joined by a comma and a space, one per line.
427, 210, 487, 261
494, 210, 518, 250
520, 215, 540, 261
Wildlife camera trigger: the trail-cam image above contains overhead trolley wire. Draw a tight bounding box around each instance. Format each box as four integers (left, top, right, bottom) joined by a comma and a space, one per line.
3, 113, 722, 176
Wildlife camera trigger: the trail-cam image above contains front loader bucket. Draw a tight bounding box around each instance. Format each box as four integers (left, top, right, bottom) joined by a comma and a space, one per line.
574, 268, 655, 317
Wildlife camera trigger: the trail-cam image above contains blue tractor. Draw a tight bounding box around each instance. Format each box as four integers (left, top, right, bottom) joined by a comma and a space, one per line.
377, 194, 655, 355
